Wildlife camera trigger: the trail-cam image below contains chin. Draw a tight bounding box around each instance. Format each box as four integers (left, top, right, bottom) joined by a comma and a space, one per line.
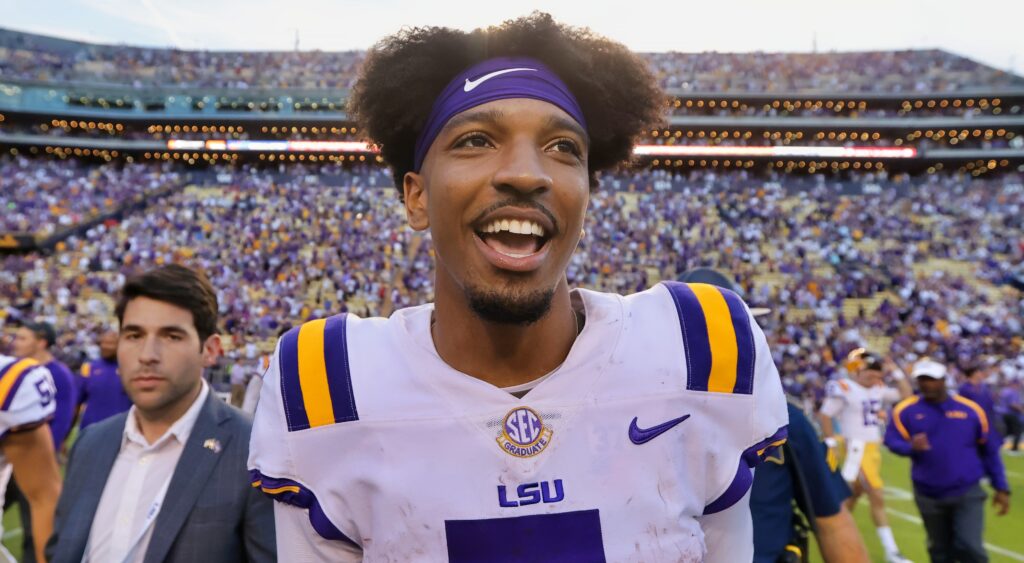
465, 284, 555, 326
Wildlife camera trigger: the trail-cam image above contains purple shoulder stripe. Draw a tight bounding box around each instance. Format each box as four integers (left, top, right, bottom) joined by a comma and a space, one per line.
662, 281, 713, 392
703, 425, 789, 514
278, 326, 308, 432
250, 470, 359, 546
703, 460, 753, 515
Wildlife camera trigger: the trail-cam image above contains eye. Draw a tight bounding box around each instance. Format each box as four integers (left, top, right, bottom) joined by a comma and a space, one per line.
549, 138, 582, 157
453, 133, 493, 150
122, 332, 141, 341
166, 333, 185, 342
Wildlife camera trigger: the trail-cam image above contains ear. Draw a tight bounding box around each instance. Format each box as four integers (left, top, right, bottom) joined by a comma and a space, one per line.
202, 334, 222, 368
403, 171, 429, 231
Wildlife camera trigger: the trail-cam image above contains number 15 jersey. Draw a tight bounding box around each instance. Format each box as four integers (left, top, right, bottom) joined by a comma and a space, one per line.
249, 283, 788, 562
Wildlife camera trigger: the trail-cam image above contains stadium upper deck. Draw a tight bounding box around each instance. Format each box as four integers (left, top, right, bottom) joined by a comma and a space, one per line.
1, 27, 1023, 200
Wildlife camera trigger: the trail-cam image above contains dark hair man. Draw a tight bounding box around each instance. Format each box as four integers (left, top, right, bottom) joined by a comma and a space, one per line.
249, 14, 787, 562
47, 265, 275, 563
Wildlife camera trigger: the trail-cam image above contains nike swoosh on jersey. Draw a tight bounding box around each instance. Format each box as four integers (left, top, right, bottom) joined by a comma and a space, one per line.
628, 414, 692, 445
463, 67, 537, 92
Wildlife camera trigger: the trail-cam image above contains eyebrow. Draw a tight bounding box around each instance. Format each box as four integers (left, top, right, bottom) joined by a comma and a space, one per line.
121, 324, 191, 335
440, 108, 589, 145
545, 115, 589, 145
439, 109, 506, 137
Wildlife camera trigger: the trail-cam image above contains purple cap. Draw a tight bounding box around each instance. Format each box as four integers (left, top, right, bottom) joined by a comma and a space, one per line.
413, 57, 587, 171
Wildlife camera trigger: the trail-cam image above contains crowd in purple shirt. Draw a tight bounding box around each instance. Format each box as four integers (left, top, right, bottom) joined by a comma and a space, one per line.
1, 163, 1022, 416
0, 156, 184, 237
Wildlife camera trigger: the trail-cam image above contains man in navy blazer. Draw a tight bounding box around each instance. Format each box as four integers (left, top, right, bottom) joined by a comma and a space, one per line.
46, 265, 274, 563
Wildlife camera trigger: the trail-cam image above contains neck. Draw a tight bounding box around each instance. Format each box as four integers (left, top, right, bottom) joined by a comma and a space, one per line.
924, 391, 949, 404
31, 351, 54, 364
135, 381, 202, 444
431, 277, 578, 388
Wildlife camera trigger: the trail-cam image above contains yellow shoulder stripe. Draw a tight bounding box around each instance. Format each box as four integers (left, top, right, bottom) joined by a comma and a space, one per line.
689, 284, 739, 393
952, 395, 989, 437
0, 359, 39, 408
892, 395, 919, 440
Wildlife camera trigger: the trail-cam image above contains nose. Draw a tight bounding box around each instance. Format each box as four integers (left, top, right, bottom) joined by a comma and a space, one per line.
138, 335, 161, 365
491, 137, 553, 196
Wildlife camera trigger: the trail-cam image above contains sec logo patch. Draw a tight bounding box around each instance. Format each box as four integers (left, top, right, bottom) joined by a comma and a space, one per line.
497, 406, 553, 458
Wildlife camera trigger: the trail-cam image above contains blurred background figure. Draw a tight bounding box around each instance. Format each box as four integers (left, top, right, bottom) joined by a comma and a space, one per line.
818, 349, 912, 563
8, 321, 76, 563
77, 329, 133, 430
679, 268, 869, 563
885, 359, 1011, 562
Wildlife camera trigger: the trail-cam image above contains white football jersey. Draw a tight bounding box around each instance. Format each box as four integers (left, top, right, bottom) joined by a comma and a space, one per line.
0, 355, 57, 550
820, 377, 901, 442
249, 283, 788, 562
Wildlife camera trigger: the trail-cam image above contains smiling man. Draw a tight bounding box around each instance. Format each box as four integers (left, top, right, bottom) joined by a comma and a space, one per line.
250, 13, 788, 562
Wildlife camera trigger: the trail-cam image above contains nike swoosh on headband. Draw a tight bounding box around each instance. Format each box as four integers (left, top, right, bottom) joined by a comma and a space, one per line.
463, 67, 538, 92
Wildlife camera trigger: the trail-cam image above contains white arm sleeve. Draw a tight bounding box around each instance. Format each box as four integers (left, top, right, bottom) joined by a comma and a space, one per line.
699, 488, 753, 563
274, 503, 362, 563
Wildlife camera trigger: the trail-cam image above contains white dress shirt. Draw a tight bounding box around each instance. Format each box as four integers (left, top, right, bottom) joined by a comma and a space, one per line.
85, 380, 209, 563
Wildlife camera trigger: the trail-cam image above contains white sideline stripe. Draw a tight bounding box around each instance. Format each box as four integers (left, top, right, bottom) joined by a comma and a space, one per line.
1007, 470, 1023, 479
883, 486, 914, 501
885, 487, 1024, 561
1, 528, 20, 541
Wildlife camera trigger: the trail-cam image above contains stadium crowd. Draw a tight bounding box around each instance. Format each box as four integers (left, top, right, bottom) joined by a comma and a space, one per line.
0, 155, 184, 237
2, 27, 1021, 93
1, 162, 1022, 421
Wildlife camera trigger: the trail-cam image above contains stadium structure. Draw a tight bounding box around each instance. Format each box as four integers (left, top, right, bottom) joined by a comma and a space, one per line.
1, 29, 1023, 246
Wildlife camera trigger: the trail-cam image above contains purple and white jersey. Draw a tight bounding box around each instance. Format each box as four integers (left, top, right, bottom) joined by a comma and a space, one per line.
820, 377, 901, 443
0, 354, 56, 549
249, 284, 788, 562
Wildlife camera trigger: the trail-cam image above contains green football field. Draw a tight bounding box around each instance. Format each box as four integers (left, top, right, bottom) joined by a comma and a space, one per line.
812, 449, 1024, 562
3, 448, 1022, 561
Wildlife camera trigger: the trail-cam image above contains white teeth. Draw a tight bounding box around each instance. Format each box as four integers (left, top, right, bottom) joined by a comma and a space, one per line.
480, 218, 546, 237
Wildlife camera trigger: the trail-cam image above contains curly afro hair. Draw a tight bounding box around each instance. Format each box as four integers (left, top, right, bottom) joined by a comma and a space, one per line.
348, 12, 665, 196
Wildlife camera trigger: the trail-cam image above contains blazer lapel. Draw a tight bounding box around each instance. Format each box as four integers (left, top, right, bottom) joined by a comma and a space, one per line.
66, 417, 125, 559
142, 395, 232, 563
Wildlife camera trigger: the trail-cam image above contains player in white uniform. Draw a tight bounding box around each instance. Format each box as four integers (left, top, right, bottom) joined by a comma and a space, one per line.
250, 14, 788, 562
0, 354, 62, 563
819, 349, 912, 563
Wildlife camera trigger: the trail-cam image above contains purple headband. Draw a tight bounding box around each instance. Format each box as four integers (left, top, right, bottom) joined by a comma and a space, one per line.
413, 57, 587, 171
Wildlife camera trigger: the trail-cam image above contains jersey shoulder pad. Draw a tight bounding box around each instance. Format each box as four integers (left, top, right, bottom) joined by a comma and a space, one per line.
0, 358, 44, 411
826, 379, 850, 398
661, 281, 755, 395
80, 362, 91, 378
278, 314, 358, 432
0, 359, 55, 429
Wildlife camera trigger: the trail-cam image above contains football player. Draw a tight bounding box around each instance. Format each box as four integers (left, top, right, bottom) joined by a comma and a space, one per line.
819, 349, 912, 563
250, 14, 788, 561
0, 354, 61, 563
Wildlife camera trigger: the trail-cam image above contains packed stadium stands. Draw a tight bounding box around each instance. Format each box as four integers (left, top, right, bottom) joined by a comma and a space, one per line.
0, 26, 1022, 429
0, 23, 1022, 560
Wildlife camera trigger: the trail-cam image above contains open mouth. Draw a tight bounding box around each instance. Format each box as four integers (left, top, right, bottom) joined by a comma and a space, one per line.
475, 218, 551, 258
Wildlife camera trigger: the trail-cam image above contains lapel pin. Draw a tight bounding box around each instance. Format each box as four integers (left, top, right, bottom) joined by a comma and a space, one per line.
203, 438, 222, 453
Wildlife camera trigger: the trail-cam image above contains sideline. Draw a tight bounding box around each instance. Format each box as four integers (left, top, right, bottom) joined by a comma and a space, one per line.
884, 487, 1024, 561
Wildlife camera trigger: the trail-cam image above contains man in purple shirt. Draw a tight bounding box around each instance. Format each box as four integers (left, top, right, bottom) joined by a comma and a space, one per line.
76, 329, 133, 429
998, 379, 1023, 453
885, 359, 1011, 563
12, 322, 76, 450
959, 363, 998, 432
